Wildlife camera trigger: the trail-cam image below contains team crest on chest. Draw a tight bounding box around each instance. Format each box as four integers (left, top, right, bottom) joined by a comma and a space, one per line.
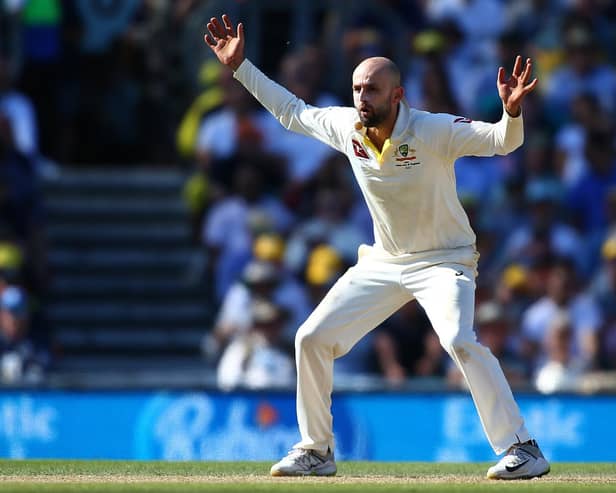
394, 143, 420, 168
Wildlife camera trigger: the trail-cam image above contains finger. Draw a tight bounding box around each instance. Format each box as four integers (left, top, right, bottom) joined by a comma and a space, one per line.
524, 77, 539, 93
204, 34, 217, 47
210, 17, 227, 38
222, 14, 234, 34
206, 22, 219, 41
520, 58, 532, 84
512, 55, 522, 77
497, 66, 506, 85
237, 22, 244, 41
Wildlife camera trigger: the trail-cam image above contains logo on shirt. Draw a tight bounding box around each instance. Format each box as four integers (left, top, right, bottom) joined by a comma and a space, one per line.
394, 143, 420, 168
352, 139, 370, 159
453, 116, 472, 124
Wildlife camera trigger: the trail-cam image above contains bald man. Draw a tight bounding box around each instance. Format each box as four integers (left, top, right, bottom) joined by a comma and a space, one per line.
205, 15, 549, 480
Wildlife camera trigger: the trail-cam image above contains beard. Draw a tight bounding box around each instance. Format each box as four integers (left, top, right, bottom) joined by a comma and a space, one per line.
357, 103, 390, 128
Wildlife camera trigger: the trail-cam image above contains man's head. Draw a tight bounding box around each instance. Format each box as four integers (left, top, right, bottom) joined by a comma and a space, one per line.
0, 286, 29, 341
352, 57, 403, 128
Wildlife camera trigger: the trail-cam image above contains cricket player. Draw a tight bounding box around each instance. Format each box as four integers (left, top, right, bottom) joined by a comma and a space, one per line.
204, 14, 550, 480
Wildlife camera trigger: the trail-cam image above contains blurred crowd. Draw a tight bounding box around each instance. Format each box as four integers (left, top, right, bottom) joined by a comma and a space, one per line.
2, 0, 616, 393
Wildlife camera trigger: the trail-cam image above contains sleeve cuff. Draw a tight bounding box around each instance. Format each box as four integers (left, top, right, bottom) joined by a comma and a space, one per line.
503, 104, 522, 119
233, 59, 251, 80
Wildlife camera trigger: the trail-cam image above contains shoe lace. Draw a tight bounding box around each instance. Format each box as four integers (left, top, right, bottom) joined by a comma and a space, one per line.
286, 449, 326, 468
507, 440, 538, 462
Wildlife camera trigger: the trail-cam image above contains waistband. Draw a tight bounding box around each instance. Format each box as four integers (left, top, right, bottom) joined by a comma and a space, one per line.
357, 243, 479, 267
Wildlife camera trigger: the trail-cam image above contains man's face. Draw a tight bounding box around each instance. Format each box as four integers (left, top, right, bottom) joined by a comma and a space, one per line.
352, 65, 400, 128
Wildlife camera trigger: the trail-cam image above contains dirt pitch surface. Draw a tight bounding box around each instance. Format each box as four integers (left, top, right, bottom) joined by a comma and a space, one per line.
1, 473, 615, 484
1, 461, 615, 492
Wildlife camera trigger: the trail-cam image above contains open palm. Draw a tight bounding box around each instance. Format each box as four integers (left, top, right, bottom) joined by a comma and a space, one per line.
204, 14, 245, 71
497, 56, 538, 116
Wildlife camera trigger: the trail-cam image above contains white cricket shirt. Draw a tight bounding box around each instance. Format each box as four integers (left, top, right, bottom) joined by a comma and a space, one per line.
234, 60, 524, 256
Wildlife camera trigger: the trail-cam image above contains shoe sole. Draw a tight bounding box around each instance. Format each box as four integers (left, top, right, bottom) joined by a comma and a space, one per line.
487, 466, 550, 480
271, 466, 337, 477
271, 470, 337, 477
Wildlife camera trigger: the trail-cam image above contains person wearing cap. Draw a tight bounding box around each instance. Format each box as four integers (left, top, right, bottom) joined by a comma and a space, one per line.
205, 237, 312, 363
448, 301, 528, 389
204, 259, 281, 363
216, 299, 294, 390
0, 285, 47, 383
204, 14, 548, 479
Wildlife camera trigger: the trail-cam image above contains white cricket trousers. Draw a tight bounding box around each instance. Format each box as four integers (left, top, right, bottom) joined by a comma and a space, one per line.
293, 244, 530, 456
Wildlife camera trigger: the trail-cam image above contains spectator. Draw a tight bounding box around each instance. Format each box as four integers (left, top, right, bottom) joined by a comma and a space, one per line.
449, 301, 528, 389
554, 92, 612, 186
471, 29, 529, 122
566, 128, 616, 235
0, 286, 48, 384
408, 55, 460, 115
590, 234, 616, 370
583, 186, 616, 278
216, 299, 294, 390
0, 56, 38, 158
194, 68, 285, 192
284, 187, 368, 276
406, 19, 494, 116
176, 58, 224, 160
543, 24, 616, 124
252, 233, 312, 339
493, 263, 533, 325
204, 240, 311, 361
534, 312, 584, 394
267, 47, 339, 192
425, 0, 506, 46
0, 240, 24, 289
374, 301, 442, 385
499, 177, 583, 274
14, 0, 62, 158
521, 258, 601, 371
202, 163, 294, 300
303, 244, 345, 309
0, 115, 48, 295
205, 259, 280, 362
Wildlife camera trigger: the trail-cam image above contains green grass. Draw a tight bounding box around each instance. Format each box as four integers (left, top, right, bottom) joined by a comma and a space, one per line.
0, 460, 614, 493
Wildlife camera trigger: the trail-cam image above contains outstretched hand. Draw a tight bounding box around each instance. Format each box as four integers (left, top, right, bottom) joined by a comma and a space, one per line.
204, 14, 245, 71
497, 56, 538, 117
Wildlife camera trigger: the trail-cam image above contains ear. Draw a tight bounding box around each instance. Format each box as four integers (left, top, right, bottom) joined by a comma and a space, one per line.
392, 86, 404, 104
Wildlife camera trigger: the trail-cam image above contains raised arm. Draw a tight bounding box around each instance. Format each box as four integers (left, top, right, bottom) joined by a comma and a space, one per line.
203, 15, 352, 153
433, 55, 539, 160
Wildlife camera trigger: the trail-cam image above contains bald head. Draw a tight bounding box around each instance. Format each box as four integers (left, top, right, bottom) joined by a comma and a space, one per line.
352, 57, 404, 129
353, 57, 401, 88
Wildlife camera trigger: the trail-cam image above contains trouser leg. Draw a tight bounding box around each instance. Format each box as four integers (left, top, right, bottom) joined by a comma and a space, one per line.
294, 261, 409, 453
409, 263, 529, 454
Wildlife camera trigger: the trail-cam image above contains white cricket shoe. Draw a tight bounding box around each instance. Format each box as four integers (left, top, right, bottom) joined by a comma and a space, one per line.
487, 439, 550, 480
270, 448, 337, 477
